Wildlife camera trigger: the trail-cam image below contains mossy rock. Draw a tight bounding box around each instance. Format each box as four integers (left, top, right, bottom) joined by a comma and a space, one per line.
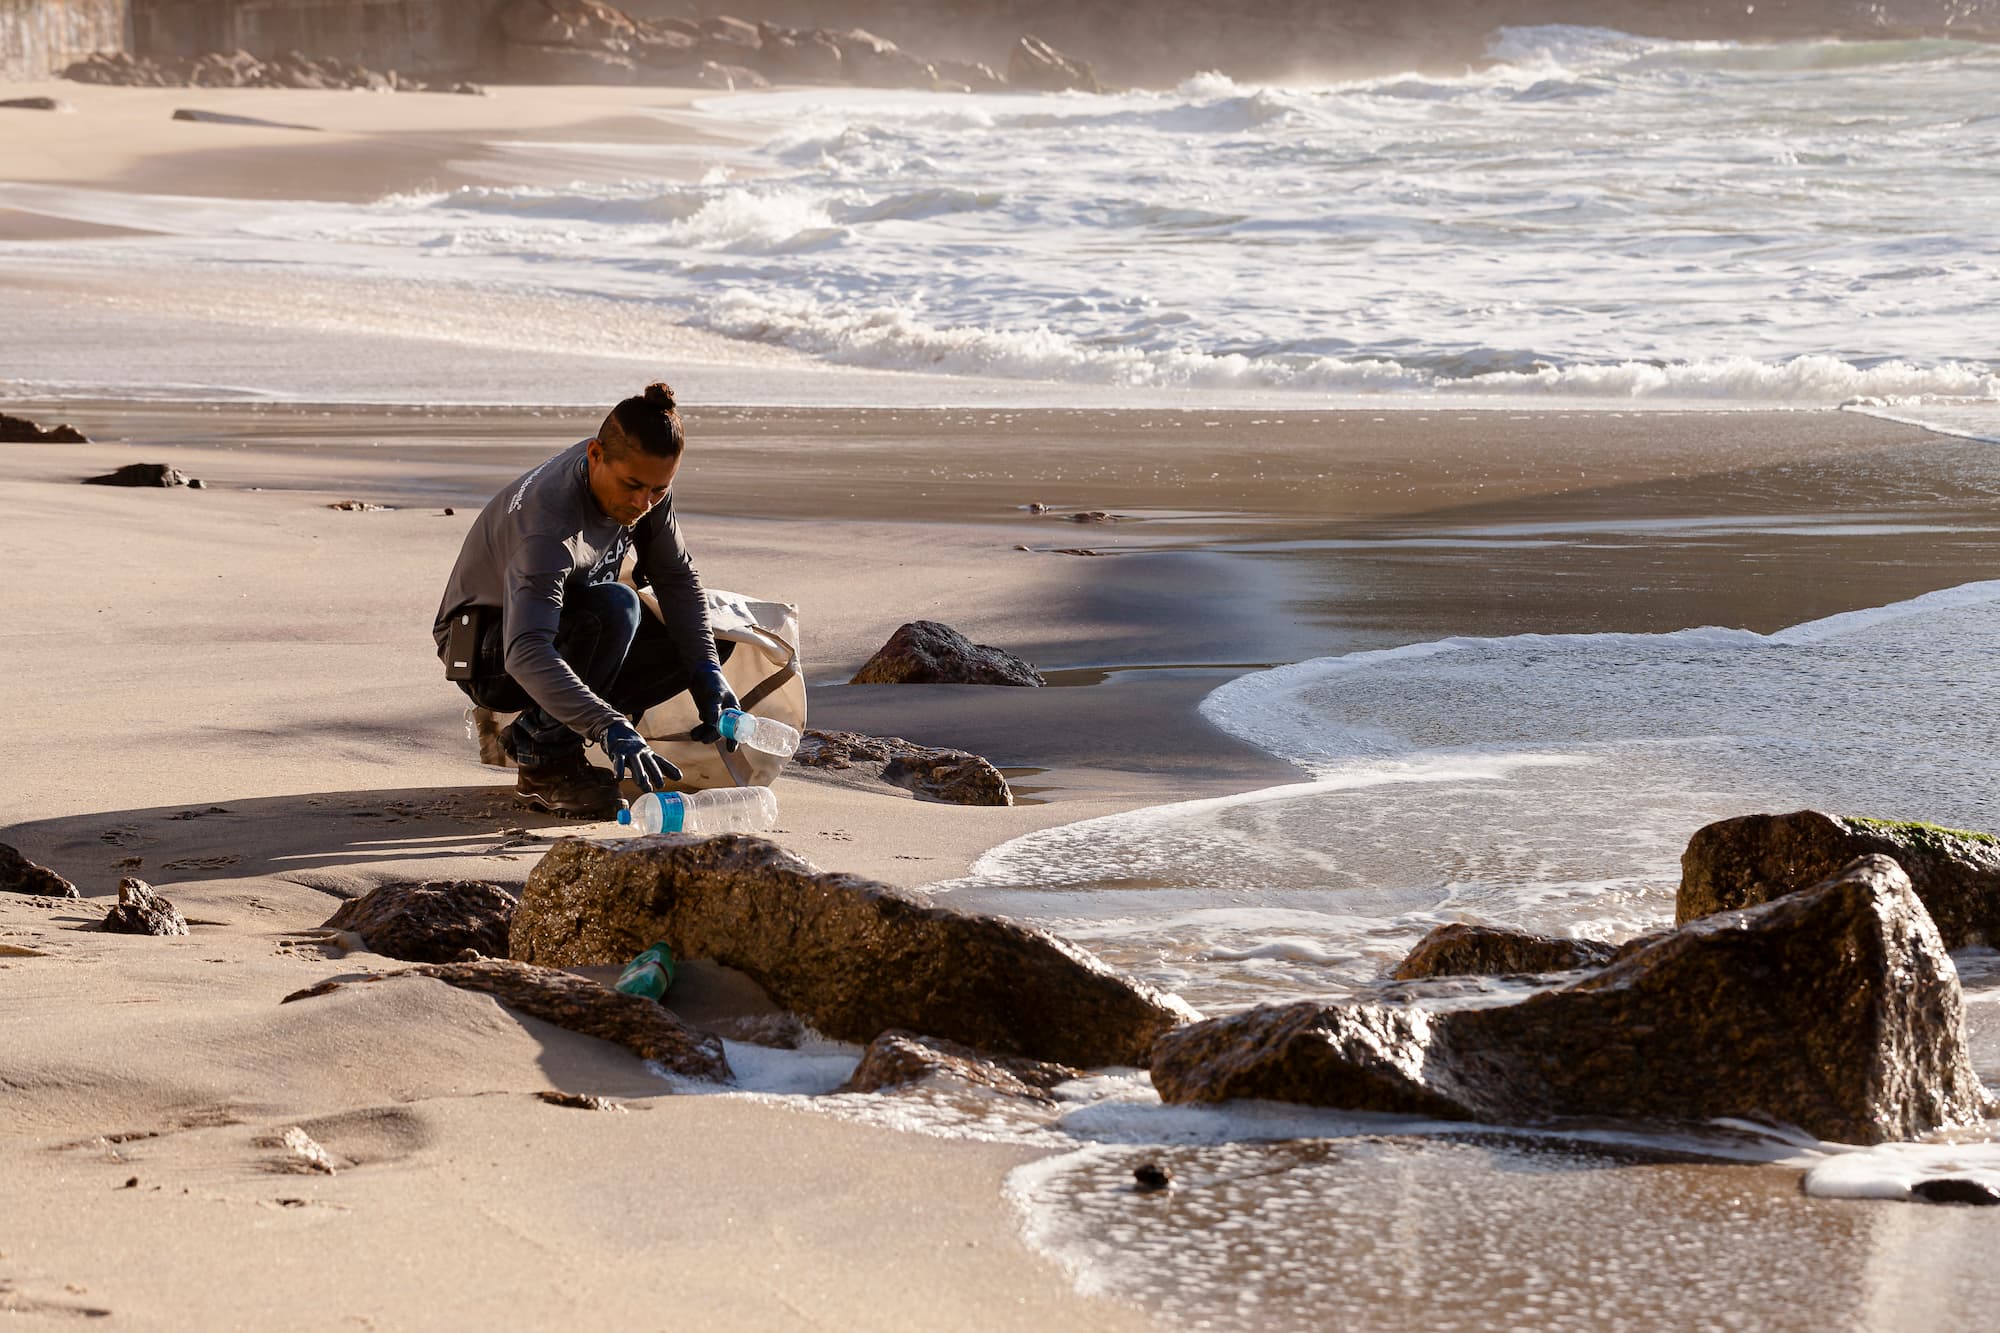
1678, 810, 2000, 949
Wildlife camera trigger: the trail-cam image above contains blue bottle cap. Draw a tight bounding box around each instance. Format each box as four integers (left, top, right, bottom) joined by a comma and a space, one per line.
616, 801, 632, 825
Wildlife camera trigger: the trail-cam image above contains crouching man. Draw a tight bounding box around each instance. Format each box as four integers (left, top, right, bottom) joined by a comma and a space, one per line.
433, 382, 737, 819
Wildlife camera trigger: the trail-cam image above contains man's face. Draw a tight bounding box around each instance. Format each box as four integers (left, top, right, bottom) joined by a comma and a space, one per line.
587, 439, 680, 526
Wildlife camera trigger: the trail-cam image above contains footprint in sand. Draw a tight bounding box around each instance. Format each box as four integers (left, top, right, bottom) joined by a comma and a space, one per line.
160, 855, 241, 871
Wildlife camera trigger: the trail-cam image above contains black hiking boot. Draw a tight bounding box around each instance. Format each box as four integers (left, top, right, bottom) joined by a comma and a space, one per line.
515, 748, 620, 820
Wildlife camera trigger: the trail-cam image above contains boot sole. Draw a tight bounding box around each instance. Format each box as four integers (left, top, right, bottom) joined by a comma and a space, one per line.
514, 789, 617, 820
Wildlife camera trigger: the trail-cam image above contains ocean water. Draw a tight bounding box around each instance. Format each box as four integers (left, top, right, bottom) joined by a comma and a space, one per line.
669, 577, 2000, 1330
4, 25, 1999, 417
12, 26, 2000, 1323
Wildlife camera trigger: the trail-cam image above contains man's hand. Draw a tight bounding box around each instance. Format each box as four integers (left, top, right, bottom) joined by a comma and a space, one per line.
687, 664, 742, 751
603, 720, 680, 791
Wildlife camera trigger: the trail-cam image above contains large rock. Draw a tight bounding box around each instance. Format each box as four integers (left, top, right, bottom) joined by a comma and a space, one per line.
836, 1030, 1077, 1102
1153, 856, 1992, 1144
933, 58, 1008, 92
698, 15, 761, 50
510, 834, 1193, 1067
829, 29, 938, 89
1391, 922, 1623, 981
0, 842, 78, 898
1680, 810, 2000, 949
83, 463, 196, 488
753, 23, 844, 82
283, 959, 729, 1080
320, 879, 517, 963
1, 413, 86, 442
102, 878, 188, 936
795, 728, 1012, 806
1007, 35, 1101, 93
850, 620, 1045, 687
499, 0, 637, 51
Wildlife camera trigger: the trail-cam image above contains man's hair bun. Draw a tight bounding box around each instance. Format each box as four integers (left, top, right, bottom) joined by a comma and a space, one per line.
602, 382, 685, 459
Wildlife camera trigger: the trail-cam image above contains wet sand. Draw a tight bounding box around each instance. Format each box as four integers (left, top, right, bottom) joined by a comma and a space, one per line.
5, 401, 2000, 1328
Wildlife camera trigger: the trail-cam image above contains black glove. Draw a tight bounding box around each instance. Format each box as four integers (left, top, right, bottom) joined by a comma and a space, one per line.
687, 664, 741, 750
603, 719, 680, 791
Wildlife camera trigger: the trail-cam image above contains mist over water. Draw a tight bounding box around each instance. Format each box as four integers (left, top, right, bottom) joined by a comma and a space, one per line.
5, 26, 1999, 410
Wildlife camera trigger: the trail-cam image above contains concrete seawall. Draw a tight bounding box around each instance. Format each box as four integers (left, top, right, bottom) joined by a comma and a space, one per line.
131, 0, 501, 74
1, 0, 128, 80
1, 0, 499, 79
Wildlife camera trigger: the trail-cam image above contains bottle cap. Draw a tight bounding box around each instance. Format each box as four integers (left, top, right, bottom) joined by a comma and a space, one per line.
615, 800, 632, 825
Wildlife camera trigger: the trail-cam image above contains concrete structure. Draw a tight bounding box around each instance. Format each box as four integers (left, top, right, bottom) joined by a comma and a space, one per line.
130, 0, 500, 73
1, 0, 128, 80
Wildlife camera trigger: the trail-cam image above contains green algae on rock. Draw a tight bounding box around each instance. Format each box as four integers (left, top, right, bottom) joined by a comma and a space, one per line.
1679, 809, 2000, 949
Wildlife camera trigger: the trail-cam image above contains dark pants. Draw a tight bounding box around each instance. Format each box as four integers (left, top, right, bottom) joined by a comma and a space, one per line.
456, 582, 731, 768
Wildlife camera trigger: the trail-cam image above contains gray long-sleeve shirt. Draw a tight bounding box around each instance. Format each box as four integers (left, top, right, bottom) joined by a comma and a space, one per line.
432, 438, 717, 741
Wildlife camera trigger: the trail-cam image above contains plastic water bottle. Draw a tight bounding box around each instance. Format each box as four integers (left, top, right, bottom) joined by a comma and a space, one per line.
613, 942, 675, 1000
617, 786, 778, 834
717, 708, 801, 759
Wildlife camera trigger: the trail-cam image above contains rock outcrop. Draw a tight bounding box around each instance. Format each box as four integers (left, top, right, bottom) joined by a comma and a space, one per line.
1007, 34, 1101, 93
754, 21, 845, 81
102, 878, 188, 935
0, 842, 79, 898
64, 48, 480, 93
1391, 922, 1624, 981
82, 463, 198, 488
283, 958, 729, 1080
1, 412, 86, 443
1680, 810, 2000, 949
794, 728, 1012, 806
510, 834, 1192, 1066
836, 1029, 1078, 1102
826, 28, 940, 89
850, 620, 1045, 687
320, 879, 518, 963
1154, 857, 1991, 1144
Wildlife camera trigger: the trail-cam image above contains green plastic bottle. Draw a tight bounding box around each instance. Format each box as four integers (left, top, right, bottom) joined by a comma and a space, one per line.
613, 942, 676, 1000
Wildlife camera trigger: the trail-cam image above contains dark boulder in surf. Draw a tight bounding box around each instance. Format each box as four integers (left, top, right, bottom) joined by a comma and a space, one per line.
850, 620, 1045, 687
509, 833, 1193, 1067
794, 728, 1012, 806
1680, 809, 2000, 950
1390, 922, 1623, 980
836, 1030, 1077, 1102
1155, 856, 1991, 1144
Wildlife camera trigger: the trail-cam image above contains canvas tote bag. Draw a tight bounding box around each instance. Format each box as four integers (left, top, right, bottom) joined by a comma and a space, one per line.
468, 583, 805, 790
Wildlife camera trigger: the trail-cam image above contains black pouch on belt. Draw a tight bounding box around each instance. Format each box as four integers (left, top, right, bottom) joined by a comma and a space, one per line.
442, 606, 493, 682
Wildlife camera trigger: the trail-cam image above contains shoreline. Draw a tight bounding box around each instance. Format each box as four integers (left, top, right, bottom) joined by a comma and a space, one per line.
7, 400, 2000, 1328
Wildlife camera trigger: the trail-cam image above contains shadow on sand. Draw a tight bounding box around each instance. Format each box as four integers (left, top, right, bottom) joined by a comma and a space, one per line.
2, 785, 604, 898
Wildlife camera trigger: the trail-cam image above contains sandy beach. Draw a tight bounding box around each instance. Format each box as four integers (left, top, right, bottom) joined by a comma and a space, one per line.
7, 67, 2000, 1331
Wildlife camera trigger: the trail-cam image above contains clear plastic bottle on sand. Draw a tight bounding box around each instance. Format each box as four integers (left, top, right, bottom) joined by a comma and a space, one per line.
717, 708, 802, 759
617, 786, 778, 835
